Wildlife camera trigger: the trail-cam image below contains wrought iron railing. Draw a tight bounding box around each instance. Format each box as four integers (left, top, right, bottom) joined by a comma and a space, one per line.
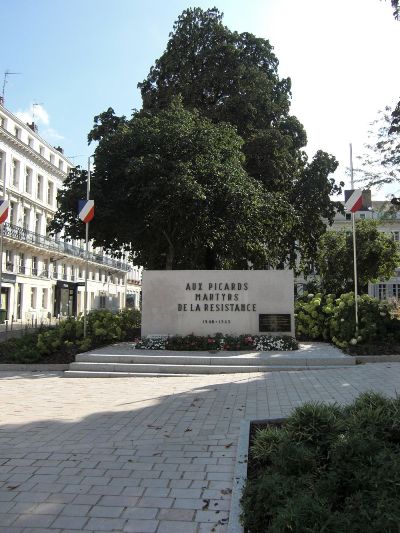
3, 222, 130, 271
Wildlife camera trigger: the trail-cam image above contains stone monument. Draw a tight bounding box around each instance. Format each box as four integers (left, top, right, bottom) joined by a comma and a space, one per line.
141, 270, 294, 337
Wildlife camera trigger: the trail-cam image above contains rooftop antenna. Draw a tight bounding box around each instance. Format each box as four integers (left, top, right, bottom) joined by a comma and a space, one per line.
1, 70, 21, 104
32, 102, 43, 123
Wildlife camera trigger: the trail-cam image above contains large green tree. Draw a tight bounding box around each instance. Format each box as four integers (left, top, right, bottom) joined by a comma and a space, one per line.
51, 100, 295, 270
316, 219, 400, 294
138, 7, 341, 267
53, 7, 341, 270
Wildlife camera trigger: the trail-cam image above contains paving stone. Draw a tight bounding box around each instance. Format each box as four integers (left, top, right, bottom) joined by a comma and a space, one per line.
158, 508, 195, 521
85, 517, 127, 531
88, 504, 124, 517
50, 515, 89, 529
157, 520, 197, 532
123, 519, 158, 532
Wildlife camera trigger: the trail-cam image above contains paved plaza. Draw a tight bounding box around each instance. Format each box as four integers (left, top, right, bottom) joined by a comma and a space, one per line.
1, 363, 400, 532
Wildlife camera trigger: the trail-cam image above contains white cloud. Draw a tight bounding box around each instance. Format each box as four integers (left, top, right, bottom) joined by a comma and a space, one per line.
15, 103, 49, 126
42, 127, 64, 141
15, 104, 64, 142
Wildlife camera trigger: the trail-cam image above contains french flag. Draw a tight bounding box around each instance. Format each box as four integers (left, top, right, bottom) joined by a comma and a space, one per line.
0, 200, 8, 224
78, 200, 94, 223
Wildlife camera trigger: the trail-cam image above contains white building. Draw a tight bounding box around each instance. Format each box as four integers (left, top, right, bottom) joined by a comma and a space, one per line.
297, 196, 400, 300
0, 102, 132, 323
333, 199, 400, 300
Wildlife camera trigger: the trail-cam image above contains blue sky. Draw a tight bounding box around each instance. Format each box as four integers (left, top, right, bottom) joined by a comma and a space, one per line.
1, 0, 399, 196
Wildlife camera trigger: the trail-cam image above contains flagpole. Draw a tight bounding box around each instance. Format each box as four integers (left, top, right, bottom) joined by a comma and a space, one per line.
83, 158, 91, 338
350, 143, 359, 334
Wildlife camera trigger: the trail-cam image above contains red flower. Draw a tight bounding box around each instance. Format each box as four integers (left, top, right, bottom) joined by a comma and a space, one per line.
207, 338, 214, 344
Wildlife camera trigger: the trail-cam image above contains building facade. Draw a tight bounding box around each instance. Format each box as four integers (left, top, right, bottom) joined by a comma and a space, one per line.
297, 198, 400, 300
0, 102, 132, 323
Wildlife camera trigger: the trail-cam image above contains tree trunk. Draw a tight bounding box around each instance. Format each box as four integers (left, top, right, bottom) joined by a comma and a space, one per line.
205, 247, 217, 269
162, 230, 174, 270
165, 243, 174, 270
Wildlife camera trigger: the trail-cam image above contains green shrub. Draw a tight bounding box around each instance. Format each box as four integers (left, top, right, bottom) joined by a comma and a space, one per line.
241, 392, 400, 533
330, 293, 400, 348
294, 292, 335, 341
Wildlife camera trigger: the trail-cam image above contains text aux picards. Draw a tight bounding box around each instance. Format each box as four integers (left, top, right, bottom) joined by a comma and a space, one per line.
186, 282, 249, 291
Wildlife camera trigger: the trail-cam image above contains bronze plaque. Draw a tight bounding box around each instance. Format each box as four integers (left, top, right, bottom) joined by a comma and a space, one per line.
259, 314, 291, 332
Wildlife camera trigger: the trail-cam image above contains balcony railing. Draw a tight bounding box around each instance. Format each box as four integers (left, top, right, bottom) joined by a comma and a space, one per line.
3, 222, 130, 271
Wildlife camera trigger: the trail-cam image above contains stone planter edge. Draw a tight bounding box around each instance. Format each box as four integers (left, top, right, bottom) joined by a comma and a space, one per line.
227, 416, 286, 533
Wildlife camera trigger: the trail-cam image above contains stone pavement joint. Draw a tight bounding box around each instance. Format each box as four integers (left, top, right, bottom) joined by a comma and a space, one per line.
1, 363, 400, 531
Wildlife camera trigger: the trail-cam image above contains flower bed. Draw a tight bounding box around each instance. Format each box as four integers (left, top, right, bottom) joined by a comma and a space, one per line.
240, 392, 400, 532
133, 333, 298, 351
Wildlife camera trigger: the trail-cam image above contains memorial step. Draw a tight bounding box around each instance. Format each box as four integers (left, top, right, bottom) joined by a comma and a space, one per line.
74, 353, 355, 367
65, 360, 354, 377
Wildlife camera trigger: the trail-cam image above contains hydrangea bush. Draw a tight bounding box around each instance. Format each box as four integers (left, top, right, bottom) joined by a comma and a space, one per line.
133, 334, 298, 351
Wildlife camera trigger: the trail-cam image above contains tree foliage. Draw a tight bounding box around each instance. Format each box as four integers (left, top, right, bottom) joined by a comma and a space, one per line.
316, 219, 400, 294
356, 106, 400, 188
53, 7, 342, 270
51, 100, 296, 270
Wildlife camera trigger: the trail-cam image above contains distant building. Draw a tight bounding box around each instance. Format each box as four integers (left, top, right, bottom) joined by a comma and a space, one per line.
0, 103, 133, 323
297, 197, 400, 300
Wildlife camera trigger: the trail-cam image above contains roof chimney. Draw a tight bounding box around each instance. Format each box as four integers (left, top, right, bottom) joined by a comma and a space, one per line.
54, 146, 64, 154
27, 122, 38, 133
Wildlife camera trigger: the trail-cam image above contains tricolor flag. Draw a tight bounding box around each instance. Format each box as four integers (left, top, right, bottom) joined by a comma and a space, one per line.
344, 189, 363, 213
78, 200, 94, 223
0, 200, 9, 224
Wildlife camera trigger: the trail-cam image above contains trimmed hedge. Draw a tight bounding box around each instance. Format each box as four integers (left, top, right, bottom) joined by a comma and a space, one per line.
241, 392, 400, 532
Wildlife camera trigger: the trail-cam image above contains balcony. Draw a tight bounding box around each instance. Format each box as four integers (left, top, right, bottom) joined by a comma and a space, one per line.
3, 222, 130, 272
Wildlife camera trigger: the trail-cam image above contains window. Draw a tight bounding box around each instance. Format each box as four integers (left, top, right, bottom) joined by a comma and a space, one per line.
35, 213, 41, 235
12, 159, 20, 187
42, 288, 48, 309
9, 202, 16, 225
25, 167, 32, 194
42, 259, 49, 278
99, 294, 106, 309
47, 181, 54, 205
23, 208, 30, 230
0, 114, 6, 128
345, 213, 351, 221
5, 250, 12, 272
392, 231, 400, 242
62, 263, 67, 280
78, 267, 83, 279
58, 160, 63, 171
18, 253, 25, 274
30, 287, 37, 309
28, 137, 34, 148
46, 216, 53, 237
14, 126, 21, 139
378, 284, 387, 300
39, 146, 45, 157
50, 154, 55, 165
359, 213, 366, 219
37, 175, 43, 200
32, 256, 38, 276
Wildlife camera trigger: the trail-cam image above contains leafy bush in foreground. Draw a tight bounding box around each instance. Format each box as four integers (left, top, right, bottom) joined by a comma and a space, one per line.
241, 392, 400, 533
